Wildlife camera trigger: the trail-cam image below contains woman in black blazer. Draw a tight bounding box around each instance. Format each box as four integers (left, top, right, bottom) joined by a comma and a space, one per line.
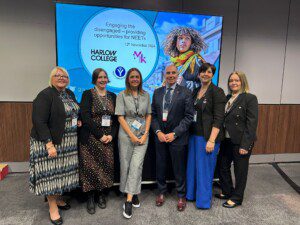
186, 63, 226, 209
79, 68, 118, 214
30, 67, 81, 225
215, 71, 258, 208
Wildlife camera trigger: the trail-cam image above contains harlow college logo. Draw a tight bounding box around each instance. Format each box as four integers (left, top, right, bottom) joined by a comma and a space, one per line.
115, 66, 126, 78
133, 51, 146, 63
90, 49, 117, 62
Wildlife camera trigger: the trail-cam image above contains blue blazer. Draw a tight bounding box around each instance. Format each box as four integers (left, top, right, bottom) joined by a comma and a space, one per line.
151, 84, 194, 145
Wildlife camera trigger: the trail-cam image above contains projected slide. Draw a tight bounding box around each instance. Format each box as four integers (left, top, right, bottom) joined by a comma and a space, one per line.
56, 3, 223, 100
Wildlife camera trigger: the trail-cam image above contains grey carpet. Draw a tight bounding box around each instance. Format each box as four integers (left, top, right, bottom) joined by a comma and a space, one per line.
277, 163, 300, 186
0, 164, 299, 225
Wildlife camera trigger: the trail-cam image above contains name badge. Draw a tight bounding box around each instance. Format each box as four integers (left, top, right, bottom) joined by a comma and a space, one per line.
131, 119, 143, 130
193, 111, 197, 122
71, 117, 78, 127
102, 115, 111, 127
162, 111, 168, 122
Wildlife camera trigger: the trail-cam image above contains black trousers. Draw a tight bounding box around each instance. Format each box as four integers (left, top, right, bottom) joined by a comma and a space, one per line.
219, 138, 251, 203
156, 142, 187, 198
214, 153, 221, 179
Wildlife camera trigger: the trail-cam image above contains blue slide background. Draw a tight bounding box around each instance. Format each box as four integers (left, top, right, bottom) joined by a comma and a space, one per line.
56, 3, 223, 101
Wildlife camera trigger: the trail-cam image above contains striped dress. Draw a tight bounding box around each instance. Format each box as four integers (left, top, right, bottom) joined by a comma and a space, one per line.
29, 91, 80, 196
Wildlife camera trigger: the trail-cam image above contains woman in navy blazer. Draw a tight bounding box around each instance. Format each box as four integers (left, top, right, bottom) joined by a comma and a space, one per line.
186, 63, 226, 209
215, 71, 258, 208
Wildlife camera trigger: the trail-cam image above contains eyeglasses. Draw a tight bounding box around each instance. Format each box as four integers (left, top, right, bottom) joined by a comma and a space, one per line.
54, 74, 69, 79
166, 71, 177, 75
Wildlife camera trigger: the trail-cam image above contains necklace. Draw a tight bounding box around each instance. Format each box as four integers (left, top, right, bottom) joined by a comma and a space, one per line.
94, 87, 108, 110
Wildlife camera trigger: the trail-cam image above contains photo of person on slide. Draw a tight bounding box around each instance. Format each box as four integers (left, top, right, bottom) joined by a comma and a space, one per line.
163, 27, 207, 90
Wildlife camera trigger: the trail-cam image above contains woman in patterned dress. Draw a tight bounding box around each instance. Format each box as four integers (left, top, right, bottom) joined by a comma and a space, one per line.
79, 68, 118, 214
30, 66, 81, 225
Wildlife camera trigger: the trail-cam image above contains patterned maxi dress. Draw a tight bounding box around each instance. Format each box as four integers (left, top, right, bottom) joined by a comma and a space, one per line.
79, 89, 115, 192
29, 91, 80, 196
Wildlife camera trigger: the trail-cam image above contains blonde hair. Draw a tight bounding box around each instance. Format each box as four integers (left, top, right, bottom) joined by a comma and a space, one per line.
228, 71, 249, 94
49, 66, 70, 87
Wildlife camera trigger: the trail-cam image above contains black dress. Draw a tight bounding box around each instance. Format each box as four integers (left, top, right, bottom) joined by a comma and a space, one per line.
79, 89, 118, 192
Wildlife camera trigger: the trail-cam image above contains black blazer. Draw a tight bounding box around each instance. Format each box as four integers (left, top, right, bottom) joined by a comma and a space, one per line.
79, 89, 119, 145
151, 84, 194, 145
192, 83, 226, 142
30, 86, 78, 144
224, 93, 258, 151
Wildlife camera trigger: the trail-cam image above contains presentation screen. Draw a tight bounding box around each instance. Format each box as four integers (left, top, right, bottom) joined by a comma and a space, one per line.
56, 3, 223, 101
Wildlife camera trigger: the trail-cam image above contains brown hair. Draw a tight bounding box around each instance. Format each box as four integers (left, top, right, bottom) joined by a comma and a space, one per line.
92, 68, 110, 84
124, 68, 145, 95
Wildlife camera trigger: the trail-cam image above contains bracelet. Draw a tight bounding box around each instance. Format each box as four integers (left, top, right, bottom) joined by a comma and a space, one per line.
208, 139, 215, 143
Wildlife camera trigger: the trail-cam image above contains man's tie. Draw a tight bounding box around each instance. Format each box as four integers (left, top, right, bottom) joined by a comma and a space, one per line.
164, 88, 172, 111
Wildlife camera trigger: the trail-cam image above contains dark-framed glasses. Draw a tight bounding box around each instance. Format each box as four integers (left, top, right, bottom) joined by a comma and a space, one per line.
54, 74, 69, 79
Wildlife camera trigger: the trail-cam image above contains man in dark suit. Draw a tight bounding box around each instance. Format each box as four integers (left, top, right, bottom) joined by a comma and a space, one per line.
151, 63, 193, 211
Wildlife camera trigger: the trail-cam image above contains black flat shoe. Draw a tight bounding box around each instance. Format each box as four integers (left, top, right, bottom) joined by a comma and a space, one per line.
222, 200, 241, 208
87, 194, 96, 214
57, 203, 71, 210
215, 193, 230, 200
97, 194, 106, 209
49, 214, 63, 225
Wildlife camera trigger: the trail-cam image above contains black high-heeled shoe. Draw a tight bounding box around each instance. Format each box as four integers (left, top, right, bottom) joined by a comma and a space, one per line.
49, 213, 63, 225
45, 197, 70, 210
215, 193, 230, 200
222, 200, 241, 208
57, 203, 71, 210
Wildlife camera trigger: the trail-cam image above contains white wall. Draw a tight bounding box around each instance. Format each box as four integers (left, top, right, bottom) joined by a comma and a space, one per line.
235, 0, 290, 104
0, 0, 56, 101
281, 0, 300, 104
0, 0, 299, 104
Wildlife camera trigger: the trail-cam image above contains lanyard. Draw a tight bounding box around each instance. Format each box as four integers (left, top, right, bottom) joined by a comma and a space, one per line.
132, 94, 140, 116
95, 87, 108, 110
194, 94, 205, 106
